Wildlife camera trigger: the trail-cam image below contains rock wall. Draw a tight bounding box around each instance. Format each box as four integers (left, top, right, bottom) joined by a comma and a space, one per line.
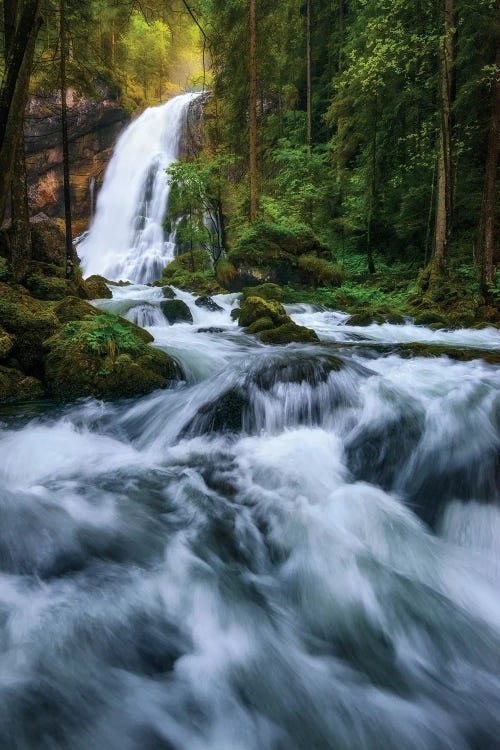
24, 88, 130, 227
179, 91, 210, 161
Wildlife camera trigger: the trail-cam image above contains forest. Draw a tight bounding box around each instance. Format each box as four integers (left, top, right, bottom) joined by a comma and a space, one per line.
0, 4, 499, 749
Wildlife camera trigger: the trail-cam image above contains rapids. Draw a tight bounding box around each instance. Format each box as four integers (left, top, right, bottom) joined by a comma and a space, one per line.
1, 95, 499, 749
0, 283, 499, 750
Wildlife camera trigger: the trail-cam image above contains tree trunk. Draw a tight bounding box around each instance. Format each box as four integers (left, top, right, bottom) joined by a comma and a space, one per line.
0, 0, 41, 227
366, 106, 377, 275
59, 0, 74, 274
433, 0, 455, 271
249, 0, 258, 222
306, 0, 312, 152
478, 3, 500, 291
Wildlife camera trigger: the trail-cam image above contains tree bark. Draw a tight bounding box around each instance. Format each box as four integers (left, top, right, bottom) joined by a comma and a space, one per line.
59, 0, 73, 273
433, 0, 455, 271
0, 0, 41, 227
478, 3, 500, 291
306, 0, 312, 152
249, 0, 258, 222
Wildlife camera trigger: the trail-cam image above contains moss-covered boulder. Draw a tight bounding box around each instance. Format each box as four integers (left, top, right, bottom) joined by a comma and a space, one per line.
156, 250, 225, 295
54, 296, 99, 324
259, 321, 319, 345
25, 273, 69, 301
0, 327, 14, 359
44, 313, 182, 400
160, 299, 193, 324
85, 275, 113, 299
0, 366, 44, 402
297, 255, 345, 288
0, 283, 59, 375
245, 317, 275, 335
161, 285, 176, 299
398, 342, 500, 365
238, 296, 288, 328
241, 283, 285, 302
30, 220, 74, 266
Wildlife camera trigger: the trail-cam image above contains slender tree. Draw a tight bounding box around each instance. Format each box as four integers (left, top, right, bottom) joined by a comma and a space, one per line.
59, 0, 73, 273
249, 0, 258, 222
433, 0, 455, 271
306, 0, 312, 152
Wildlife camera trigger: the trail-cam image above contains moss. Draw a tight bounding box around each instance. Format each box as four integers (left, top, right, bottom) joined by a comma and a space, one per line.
245, 316, 275, 334
25, 273, 69, 301
258, 321, 319, 345
161, 286, 176, 299
215, 258, 238, 288
0, 257, 11, 281
30, 220, 72, 266
238, 296, 288, 328
44, 312, 182, 400
195, 295, 223, 312
0, 283, 59, 375
0, 365, 44, 403
157, 250, 226, 295
241, 283, 285, 302
85, 275, 113, 299
54, 296, 99, 324
297, 255, 346, 288
0, 326, 14, 359
398, 342, 500, 364
160, 299, 193, 324
347, 312, 386, 326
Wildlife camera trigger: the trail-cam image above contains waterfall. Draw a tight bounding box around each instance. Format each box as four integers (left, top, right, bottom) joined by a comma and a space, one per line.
78, 92, 200, 284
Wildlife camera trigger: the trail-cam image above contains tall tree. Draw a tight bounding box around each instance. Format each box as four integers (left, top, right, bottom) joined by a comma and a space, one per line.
433, 0, 456, 271
59, 0, 73, 271
0, 0, 42, 227
249, 0, 258, 222
306, 0, 312, 151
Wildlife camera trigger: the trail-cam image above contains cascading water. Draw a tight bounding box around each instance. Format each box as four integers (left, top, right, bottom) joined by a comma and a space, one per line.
78, 92, 200, 284
1, 99, 500, 749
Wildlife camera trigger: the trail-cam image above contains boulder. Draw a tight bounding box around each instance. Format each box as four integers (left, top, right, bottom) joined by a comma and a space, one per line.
195, 295, 223, 312
0, 366, 44, 403
241, 283, 284, 302
160, 299, 193, 324
258, 321, 319, 345
238, 296, 288, 328
0, 327, 14, 359
85, 274, 113, 299
161, 286, 176, 299
54, 296, 98, 324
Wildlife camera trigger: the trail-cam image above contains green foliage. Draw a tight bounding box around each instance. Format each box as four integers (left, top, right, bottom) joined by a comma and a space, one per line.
158, 249, 225, 294
61, 313, 141, 364
0, 258, 11, 282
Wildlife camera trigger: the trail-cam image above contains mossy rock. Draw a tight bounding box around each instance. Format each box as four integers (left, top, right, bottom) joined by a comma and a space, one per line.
54, 296, 99, 324
0, 327, 14, 360
0, 283, 59, 375
413, 311, 450, 327
195, 295, 223, 312
0, 365, 44, 403
238, 296, 288, 328
259, 321, 319, 345
347, 312, 385, 326
157, 250, 225, 295
161, 286, 176, 299
231, 308, 241, 321
160, 299, 193, 324
44, 313, 182, 400
398, 342, 500, 365
0, 257, 12, 282
297, 255, 345, 288
30, 220, 74, 266
245, 317, 275, 335
25, 273, 70, 301
241, 283, 285, 302
85, 275, 113, 299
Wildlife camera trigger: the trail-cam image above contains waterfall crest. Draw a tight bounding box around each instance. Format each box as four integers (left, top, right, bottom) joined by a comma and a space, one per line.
78, 92, 200, 284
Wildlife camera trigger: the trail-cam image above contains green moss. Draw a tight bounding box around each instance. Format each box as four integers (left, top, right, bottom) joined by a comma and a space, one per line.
215, 258, 238, 288
54, 297, 99, 324
44, 312, 181, 400
30, 221, 68, 265
297, 255, 346, 287
25, 273, 69, 301
241, 283, 285, 302
0, 326, 14, 359
238, 296, 288, 328
157, 250, 225, 295
0, 365, 44, 403
398, 342, 500, 364
245, 316, 275, 334
229, 221, 329, 269
0, 257, 11, 281
85, 275, 113, 299
258, 321, 319, 345
161, 286, 176, 299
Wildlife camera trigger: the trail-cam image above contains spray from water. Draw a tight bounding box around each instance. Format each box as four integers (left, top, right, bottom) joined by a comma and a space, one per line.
78, 92, 200, 284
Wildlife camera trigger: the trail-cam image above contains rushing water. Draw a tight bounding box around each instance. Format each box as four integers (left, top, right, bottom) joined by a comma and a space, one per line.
1, 95, 500, 748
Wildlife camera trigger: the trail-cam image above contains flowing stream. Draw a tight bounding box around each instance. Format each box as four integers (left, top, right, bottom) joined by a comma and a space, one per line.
1, 97, 499, 750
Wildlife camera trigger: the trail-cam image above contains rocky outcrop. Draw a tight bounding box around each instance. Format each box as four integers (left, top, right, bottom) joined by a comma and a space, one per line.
179, 91, 210, 161
24, 87, 130, 223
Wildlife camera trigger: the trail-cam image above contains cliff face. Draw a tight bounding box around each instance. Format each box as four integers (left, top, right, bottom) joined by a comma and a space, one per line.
179, 91, 210, 161
24, 89, 130, 226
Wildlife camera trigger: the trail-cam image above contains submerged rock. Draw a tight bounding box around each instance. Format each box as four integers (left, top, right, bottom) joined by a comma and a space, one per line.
161, 286, 176, 299
197, 327, 225, 334
195, 295, 223, 312
160, 299, 193, 324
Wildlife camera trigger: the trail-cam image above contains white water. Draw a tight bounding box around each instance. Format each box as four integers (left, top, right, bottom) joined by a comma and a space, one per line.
1, 95, 500, 747
78, 93, 200, 284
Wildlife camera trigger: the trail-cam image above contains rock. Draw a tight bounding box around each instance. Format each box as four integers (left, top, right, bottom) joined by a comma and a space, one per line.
197, 327, 225, 334
25, 273, 69, 301
157, 249, 225, 295
241, 283, 285, 302
253, 353, 343, 390
160, 299, 193, 324
231, 308, 241, 321
44, 312, 182, 400
347, 313, 385, 326
181, 387, 250, 436
297, 255, 345, 287
54, 296, 98, 324
0, 327, 14, 359
161, 286, 176, 299
30, 220, 74, 265
0, 365, 44, 403
398, 342, 500, 365
0, 283, 59, 376
85, 275, 113, 299
195, 295, 223, 312
238, 296, 288, 328
258, 321, 320, 345
245, 317, 275, 335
